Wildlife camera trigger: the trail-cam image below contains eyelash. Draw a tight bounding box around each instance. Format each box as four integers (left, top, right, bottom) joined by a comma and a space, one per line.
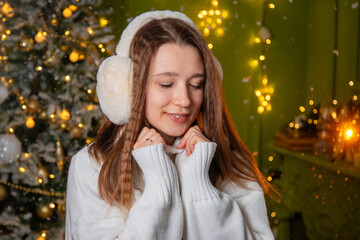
159, 83, 202, 89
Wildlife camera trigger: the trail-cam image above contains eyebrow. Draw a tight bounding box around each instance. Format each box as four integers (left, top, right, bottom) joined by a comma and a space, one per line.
152, 72, 205, 79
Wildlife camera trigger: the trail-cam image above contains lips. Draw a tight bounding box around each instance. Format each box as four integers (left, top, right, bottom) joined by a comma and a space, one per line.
165, 112, 190, 123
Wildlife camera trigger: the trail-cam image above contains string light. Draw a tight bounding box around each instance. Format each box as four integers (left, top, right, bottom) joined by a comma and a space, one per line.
255, 75, 274, 114
87, 104, 94, 111
35, 31, 47, 43
60, 109, 71, 121
69, 51, 80, 62
197, 0, 228, 37
65, 75, 71, 82
63, 7, 72, 18
87, 27, 94, 35
269, 3, 276, 9
349, 81, 354, 86
100, 17, 108, 27
25, 116, 35, 128
254, 37, 261, 43
250, 59, 259, 68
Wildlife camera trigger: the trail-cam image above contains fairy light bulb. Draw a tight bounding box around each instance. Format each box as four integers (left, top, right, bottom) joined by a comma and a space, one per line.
100, 17, 108, 27
65, 75, 71, 82
26, 116, 35, 129
212, 0, 219, 6
35, 31, 46, 43
251, 59, 259, 68
87, 27, 94, 35
257, 106, 265, 114
69, 5, 78, 12
69, 51, 79, 63
221, 10, 229, 18
216, 28, 224, 36
63, 8, 72, 18
60, 109, 70, 121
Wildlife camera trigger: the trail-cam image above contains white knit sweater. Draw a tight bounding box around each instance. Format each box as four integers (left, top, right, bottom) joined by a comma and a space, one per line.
65, 140, 274, 240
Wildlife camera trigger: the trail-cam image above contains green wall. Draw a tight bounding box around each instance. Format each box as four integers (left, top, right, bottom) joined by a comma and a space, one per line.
103, 0, 360, 168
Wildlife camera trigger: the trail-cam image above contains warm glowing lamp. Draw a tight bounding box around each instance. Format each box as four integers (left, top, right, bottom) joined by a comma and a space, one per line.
345, 128, 353, 140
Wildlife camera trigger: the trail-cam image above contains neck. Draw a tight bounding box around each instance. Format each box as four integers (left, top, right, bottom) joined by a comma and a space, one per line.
161, 133, 176, 146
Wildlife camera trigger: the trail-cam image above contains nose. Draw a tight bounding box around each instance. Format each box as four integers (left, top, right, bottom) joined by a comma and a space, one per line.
173, 85, 191, 107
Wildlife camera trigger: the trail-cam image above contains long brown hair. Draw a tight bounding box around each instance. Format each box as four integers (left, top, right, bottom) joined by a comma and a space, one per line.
89, 18, 274, 210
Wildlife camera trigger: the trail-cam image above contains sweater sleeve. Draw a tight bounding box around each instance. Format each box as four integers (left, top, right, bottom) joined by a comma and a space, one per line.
65, 144, 183, 240
175, 142, 274, 240
219, 180, 274, 240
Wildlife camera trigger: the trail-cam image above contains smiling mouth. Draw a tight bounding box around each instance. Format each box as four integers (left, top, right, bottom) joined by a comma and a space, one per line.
165, 113, 189, 123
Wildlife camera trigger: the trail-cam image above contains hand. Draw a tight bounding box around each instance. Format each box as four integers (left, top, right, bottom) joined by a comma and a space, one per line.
133, 127, 166, 150
177, 125, 210, 156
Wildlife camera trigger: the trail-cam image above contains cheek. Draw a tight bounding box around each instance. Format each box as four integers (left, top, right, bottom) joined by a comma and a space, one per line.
145, 88, 170, 112
192, 92, 204, 111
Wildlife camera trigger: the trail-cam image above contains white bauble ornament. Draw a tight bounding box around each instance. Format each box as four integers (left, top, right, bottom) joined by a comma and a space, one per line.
0, 134, 22, 164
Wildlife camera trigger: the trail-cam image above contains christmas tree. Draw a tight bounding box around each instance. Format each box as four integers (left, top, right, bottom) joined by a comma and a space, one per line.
0, 0, 115, 239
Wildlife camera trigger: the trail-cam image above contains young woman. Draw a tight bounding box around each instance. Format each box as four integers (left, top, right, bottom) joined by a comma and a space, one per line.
66, 10, 275, 240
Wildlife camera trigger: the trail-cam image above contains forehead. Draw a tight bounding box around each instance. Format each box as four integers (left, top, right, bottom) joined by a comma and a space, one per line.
150, 43, 204, 74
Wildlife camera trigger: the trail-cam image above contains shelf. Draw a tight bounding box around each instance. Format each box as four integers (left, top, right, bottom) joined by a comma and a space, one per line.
267, 142, 360, 179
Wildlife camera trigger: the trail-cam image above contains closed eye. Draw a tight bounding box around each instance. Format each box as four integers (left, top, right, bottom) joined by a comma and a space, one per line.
159, 83, 173, 88
189, 83, 202, 89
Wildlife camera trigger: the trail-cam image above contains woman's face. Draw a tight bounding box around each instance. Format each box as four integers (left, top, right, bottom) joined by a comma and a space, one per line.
145, 43, 205, 145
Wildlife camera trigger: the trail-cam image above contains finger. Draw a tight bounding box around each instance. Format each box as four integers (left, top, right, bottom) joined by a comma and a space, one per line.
186, 132, 199, 156
137, 127, 149, 140
177, 126, 197, 149
141, 128, 157, 142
